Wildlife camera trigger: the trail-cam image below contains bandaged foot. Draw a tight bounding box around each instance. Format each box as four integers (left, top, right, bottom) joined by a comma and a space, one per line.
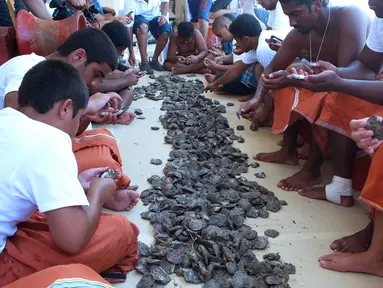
299, 176, 354, 207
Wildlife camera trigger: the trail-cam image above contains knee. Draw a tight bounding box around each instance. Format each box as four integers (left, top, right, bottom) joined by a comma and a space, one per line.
138, 23, 149, 34
108, 214, 139, 246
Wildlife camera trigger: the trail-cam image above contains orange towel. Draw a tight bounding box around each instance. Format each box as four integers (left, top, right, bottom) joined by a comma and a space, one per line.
4, 264, 112, 288
359, 147, 383, 212
272, 87, 329, 153
0, 211, 139, 286
72, 128, 131, 187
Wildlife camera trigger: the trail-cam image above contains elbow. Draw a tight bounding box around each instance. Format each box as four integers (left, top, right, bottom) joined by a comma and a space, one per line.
55, 238, 86, 255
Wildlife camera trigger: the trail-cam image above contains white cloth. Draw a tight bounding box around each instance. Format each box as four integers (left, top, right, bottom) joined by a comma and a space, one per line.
0, 53, 45, 110
366, 17, 383, 53
267, 2, 291, 34
124, 0, 168, 20
0, 108, 89, 253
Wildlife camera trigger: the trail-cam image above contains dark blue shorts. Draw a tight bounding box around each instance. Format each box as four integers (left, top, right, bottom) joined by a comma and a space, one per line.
188, 0, 212, 22
133, 15, 171, 39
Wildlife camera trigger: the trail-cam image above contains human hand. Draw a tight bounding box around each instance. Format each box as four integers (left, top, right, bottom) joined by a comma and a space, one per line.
260, 70, 289, 90
127, 12, 134, 23
68, 0, 86, 8
350, 117, 383, 155
116, 15, 130, 25
88, 177, 119, 204
204, 58, 218, 70
103, 7, 116, 15
300, 70, 342, 92
128, 54, 137, 67
311, 60, 339, 74
86, 92, 122, 115
78, 167, 112, 192
239, 98, 261, 117
158, 15, 167, 26
211, 47, 225, 57
265, 37, 282, 52
87, 112, 118, 125
214, 56, 224, 65
204, 82, 218, 93
186, 55, 198, 64
178, 56, 186, 64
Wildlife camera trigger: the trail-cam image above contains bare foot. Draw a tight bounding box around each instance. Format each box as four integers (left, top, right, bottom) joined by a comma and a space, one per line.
249, 106, 273, 127
318, 251, 383, 277
104, 189, 139, 211
278, 169, 321, 191
238, 94, 254, 102
204, 73, 215, 83
254, 148, 298, 165
297, 143, 310, 159
117, 111, 136, 125
171, 67, 179, 75
330, 221, 373, 253
298, 186, 354, 207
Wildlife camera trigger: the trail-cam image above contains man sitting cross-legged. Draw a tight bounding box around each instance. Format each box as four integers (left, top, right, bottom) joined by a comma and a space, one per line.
0, 27, 139, 212
0, 60, 139, 286
164, 21, 209, 75
239, 0, 370, 201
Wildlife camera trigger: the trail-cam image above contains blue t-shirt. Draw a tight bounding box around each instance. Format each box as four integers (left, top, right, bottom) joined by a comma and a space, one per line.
92, 0, 104, 14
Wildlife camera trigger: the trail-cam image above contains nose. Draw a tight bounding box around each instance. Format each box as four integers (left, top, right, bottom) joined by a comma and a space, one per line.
289, 17, 297, 27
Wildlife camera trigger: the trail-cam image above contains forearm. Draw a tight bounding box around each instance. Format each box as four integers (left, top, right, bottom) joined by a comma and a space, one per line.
24, 0, 52, 20
221, 53, 233, 64
213, 64, 245, 86
338, 61, 378, 80
98, 77, 130, 93
81, 190, 103, 247
196, 50, 208, 62
160, 2, 169, 16
335, 78, 383, 105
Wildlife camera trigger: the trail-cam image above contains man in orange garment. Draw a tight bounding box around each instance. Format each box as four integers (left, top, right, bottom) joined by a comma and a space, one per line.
239, 0, 370, 199
0, 60, 139, 286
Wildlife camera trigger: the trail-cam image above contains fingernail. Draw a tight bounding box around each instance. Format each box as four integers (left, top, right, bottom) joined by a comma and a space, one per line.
320, 260, 326, 265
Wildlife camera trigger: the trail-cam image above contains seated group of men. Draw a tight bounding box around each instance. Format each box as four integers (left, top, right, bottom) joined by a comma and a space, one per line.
202, 0, 383, 278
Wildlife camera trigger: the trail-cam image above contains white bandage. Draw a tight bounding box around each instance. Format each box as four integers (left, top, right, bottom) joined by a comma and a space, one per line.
325, 176, 353, 205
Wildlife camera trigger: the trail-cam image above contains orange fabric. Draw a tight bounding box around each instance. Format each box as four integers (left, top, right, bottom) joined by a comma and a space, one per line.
359, 147, 383, 212
272, 87, 329, 153
0, 212, 139, 286
4, 264, 111, 288
316, 93, 383, 137
72, 128, 131, 187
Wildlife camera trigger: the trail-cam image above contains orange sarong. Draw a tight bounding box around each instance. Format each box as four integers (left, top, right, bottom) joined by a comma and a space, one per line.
0, 211, 139, 286
72, 128, 131, 187
359, 146, 383, 212
4, 264, 112, 288
272, 87, 329, 152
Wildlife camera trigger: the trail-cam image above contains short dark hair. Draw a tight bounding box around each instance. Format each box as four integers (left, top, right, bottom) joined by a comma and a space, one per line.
18, 60, 89, 117
212, 14, 234, 31
279, 0, 328, 10
229, 14, 262, 38
102, 20, 131, 48
177, 21, 194, 38
57, 28, 118, 71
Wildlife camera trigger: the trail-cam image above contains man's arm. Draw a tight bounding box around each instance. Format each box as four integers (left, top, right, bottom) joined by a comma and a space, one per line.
338, 46, 382, 80
335, 78, 383, 105
194, 30, 208, 62
209, 60, 251, 87
23, 0, 52, 20
166, 34, 180, 63
97, 73, 137, 93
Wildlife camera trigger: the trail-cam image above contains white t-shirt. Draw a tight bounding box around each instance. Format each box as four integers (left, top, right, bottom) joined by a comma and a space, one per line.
366, 17, 383, 53
0, 53, 45, 110
0, 108, 89, 253
124, 0, 169, 20
267, 2, 291, 34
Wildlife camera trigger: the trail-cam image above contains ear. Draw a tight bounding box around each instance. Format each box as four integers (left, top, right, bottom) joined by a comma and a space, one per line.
312, 0, 322, 11
243, 36, 250, 44
58, 99, 74, 119
69, 48, 87, 64
224, 24, 229, 29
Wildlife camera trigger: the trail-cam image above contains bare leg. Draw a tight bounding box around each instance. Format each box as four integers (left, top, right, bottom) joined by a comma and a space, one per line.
152, 32, 169, 62
297, 143, 310, 159
278, 139, 322, 191
199, 18, 209, 40
210, 8, 243, 19
319, 212, 383, 277
330, 221, 373, 253
104, 189, 139, 211
250, 90, 273, 126
254, 121, 299, 165
137, 23, 149, 64
299, 131, 355, 207
171, 60, 209, 75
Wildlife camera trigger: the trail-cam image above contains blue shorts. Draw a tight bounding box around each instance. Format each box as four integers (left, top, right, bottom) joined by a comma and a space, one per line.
133, 15, 171, 39
188, 0, 212, 22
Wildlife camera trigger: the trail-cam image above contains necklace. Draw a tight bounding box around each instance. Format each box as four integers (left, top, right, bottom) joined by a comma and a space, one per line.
309, 7, 331, 63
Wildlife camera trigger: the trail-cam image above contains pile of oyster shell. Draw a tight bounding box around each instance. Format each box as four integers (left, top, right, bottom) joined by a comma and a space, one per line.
135, 75, 295, 288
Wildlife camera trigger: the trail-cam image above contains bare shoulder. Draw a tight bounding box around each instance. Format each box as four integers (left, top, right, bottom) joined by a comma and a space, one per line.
194, 29, 204, 39
283, 28, 306, 46
334, 5, 369, 22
